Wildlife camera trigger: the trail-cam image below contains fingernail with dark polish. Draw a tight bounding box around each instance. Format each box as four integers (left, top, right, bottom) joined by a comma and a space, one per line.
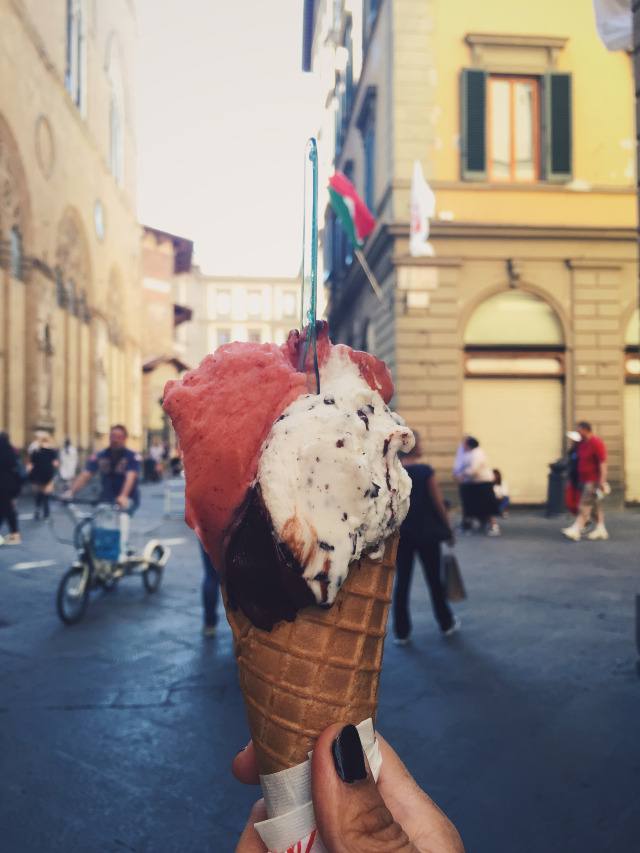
332, 724, 367, 783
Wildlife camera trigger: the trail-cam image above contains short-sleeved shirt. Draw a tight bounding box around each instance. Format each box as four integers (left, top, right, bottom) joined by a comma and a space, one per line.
29, 447, 58, 485
400, 464, 451, 543
86, 447, 141, 504
577, 435, 607, 484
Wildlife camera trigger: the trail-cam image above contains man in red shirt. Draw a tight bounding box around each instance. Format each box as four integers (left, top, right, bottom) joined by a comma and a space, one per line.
562, 420, 610, 541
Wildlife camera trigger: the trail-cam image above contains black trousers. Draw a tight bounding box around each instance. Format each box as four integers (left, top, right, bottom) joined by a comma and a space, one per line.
393, 535, 453, 637
0, 493, 18, 534
34, 490, 51, 519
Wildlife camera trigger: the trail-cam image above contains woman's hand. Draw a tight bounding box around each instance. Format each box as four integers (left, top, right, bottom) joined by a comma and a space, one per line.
234, 724, 464, 852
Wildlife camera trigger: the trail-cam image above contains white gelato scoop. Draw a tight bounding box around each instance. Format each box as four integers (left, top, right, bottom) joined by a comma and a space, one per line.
257, 348, 414, 606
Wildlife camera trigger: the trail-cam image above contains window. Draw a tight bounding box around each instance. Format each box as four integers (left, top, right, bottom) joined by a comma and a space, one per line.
364, 0, 380, 43
216, 289, 232, 317
283, 291, 297, 318
10, 227, 23, 280
464, 291, 564, 347
489, 77, 539, 182
461, 69, 572, 183
357, 89, 377, 212
248, 329, 262, 344
65, 0, 85, 111
345, 18, 354, 113
217, 328, 231, 347
106, 36, 125, 185
335, 18, 354, 157
247, 290, 261, 318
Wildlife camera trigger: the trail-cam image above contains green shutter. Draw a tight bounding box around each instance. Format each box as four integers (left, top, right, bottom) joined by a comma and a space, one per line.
461, 69, 487, 181
544, 73, 572, 182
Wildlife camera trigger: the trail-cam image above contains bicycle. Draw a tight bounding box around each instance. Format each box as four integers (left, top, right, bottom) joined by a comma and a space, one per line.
50, 497, 171, 625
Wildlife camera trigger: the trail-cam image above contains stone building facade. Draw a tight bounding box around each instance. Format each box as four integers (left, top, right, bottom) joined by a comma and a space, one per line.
140, 226, 192, 450
306, 0, 638, 503
0, 0, 142, 453
173, 272, 302, 369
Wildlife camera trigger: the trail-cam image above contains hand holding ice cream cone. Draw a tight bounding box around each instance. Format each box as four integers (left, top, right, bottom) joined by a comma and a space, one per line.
234, 724, 465, 853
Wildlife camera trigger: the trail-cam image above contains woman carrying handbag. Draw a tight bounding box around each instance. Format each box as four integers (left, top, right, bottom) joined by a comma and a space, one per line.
393, 432, 460, 644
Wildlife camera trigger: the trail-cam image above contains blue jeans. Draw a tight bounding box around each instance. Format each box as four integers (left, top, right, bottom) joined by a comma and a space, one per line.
199, 543, 220, 627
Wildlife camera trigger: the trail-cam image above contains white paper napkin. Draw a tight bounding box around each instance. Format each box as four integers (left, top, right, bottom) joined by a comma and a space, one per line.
254, 718, 381, 853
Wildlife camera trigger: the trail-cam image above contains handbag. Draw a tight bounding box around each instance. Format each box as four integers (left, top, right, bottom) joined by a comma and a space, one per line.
442, 548, 467, 602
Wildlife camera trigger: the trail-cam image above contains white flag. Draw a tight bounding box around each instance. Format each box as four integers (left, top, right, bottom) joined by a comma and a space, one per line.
409, 160, 436, 257
592, 0, 632, 51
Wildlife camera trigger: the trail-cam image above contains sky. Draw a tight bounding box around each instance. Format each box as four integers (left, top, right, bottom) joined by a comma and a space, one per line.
136, 0, 320, 277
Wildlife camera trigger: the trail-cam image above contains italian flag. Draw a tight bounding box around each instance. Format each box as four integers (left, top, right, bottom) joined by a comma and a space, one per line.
328, 172, 376, 248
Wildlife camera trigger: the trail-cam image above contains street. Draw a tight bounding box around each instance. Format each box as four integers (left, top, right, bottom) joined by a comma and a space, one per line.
1, 481, 638, 853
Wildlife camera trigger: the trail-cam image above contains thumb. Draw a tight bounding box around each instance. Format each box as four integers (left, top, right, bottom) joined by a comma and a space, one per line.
311, 724, 417, 853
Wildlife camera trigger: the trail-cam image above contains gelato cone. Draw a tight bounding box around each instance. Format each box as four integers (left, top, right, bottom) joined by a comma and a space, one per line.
225, 534, 398, 774
163, 322, 413, 776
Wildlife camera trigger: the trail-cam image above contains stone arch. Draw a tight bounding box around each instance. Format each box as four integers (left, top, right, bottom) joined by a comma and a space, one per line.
464, 287, 565, 347
461, 281, 570, 349
0, 111, 32, 263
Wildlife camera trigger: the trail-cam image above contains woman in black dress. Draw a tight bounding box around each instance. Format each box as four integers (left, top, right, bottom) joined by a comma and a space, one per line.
393, 432, 459, 643
29, 433, 58, 520
0, 432, 22, 544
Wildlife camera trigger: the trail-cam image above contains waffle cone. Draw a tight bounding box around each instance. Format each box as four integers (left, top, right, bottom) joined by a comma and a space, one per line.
223, 534, 399, 775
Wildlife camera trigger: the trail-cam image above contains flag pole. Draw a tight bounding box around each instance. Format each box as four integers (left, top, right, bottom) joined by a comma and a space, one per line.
354, 248, 383, 301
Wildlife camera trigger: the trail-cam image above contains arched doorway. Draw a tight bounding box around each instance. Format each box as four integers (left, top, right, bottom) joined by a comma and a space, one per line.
463, 289, 565, 503
624, 308, 639, 502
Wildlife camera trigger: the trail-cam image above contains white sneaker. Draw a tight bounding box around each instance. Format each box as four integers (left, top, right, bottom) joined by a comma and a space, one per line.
487, 523, 501, 537
393, 635, 411, 646
562, 526, 581, 541
442, 617, 461, 637
586, 525, 609, 541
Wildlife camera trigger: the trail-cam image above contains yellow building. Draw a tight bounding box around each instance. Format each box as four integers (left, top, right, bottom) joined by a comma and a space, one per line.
307, 0, 639, 503
0, 0, 142, 453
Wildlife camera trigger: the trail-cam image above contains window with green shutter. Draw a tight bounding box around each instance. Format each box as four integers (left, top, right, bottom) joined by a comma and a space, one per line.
461, 69, 487, 180
461, 69, 572, 184
544, 72, 572, 182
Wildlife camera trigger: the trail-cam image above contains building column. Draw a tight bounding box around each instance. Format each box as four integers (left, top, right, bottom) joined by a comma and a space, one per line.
570, 261, 625, 495
66, 312, 80, 443
4, 269, 27, 446
79, 319, 91, 454
394, 260, 463, 484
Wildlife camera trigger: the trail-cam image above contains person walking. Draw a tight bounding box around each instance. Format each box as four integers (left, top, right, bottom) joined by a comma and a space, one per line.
455, 436, 501, 536
393, 433, 458, 644
28, 432, 58, 520
562, 421, 610, 541
0, 432, 23, 544
58, 438, 78, 487
148, 439, 164, 482
199, 542, 221, 637
564, 430, 582, 517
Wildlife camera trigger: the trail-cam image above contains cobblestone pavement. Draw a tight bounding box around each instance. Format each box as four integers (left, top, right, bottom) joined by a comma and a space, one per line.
1, 481, 638, 852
